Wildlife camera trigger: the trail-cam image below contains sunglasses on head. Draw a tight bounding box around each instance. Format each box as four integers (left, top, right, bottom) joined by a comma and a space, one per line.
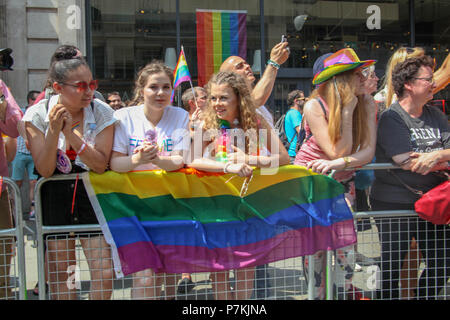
60, 80, 98, 92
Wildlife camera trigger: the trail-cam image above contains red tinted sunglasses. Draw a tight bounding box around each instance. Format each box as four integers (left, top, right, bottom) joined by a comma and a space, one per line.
60, 80, 98, 92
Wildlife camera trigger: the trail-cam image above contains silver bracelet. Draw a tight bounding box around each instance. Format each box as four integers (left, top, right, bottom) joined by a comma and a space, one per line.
223, 161, 233, 173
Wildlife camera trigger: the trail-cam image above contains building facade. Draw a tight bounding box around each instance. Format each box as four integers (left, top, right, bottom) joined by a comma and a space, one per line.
1, 0, 449, 116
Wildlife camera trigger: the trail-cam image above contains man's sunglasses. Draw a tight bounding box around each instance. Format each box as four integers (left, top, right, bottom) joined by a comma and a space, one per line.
60, 80, 98, 92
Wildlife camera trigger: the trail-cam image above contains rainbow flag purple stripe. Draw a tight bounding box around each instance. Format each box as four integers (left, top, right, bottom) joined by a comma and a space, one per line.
83, 166, 356, 277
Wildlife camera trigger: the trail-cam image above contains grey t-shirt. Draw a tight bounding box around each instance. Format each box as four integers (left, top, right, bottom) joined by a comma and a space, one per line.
370, 102, 450, 204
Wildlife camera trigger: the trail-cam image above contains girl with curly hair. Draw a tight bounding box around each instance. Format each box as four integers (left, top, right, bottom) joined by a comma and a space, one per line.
188, 71, 289, 299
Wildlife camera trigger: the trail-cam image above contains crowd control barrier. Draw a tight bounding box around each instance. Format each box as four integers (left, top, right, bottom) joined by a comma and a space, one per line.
32, 164, 448, 300
0, 177, 26, 300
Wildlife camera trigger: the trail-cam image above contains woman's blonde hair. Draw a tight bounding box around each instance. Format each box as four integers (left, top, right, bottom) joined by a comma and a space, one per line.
382, 47, 425, 107
310, 69, 369, 153
128, 60, 173, 106
202, 71, 270, 153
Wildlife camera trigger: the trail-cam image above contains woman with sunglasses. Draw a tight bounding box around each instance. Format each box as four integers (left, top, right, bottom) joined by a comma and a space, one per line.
294, 48, 377, 300
23, 58, 116, 300
32, 45, 105, 106
370, 55, 450, 300
110, 61, 190, 299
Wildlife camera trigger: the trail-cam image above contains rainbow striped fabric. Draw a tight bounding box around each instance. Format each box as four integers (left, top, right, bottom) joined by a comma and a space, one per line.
83, 166, 356, 278
173, 48, 192, 89
171, 48, 192, 103
196, 9, 247, 86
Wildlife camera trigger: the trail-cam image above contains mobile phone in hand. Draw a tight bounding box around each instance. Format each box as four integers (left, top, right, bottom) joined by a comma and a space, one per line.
281, 35, 290, 52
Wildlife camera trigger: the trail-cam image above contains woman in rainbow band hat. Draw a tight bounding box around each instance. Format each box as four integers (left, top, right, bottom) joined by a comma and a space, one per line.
294, 48, 377, 300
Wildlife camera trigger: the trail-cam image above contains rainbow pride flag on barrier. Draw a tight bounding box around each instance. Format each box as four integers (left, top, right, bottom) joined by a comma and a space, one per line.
83, 166, 356, 278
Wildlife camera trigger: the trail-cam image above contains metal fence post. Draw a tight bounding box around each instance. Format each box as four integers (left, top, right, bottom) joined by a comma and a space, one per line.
326, 250, 333, 300
307, 255, 315, 300
0, 177, 26, 300
34, 176, 46, 300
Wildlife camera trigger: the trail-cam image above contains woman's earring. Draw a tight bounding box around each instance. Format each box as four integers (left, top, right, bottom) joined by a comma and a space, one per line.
233, 118, 240, 126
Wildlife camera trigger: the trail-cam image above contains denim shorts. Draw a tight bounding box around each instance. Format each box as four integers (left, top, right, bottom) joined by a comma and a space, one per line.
11, 152, 38, 181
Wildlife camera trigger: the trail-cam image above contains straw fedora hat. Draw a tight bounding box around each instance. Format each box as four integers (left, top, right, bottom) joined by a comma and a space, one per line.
312, 48, 376, 85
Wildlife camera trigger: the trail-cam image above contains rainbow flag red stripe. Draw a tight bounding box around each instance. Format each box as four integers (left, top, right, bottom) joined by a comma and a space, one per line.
196, 9, 247, 86
83, 166, 356, 277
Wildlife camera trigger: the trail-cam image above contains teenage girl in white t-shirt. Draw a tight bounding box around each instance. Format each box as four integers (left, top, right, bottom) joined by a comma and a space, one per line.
110, 61, 189, 299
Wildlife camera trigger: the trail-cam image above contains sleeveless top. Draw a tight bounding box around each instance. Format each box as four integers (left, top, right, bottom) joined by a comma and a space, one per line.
294, 96, 354, 182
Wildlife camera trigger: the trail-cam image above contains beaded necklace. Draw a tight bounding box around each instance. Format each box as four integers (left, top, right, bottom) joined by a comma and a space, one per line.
216, 119, 230, 163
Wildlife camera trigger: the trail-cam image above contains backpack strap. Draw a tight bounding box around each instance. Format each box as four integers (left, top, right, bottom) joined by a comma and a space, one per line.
316, 97, 328, 121
45, 95, 51, 112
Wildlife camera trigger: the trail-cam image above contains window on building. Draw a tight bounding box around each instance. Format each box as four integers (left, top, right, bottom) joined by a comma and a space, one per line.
415, 0, 450, 105
264, 0, 413, 118
90, 0, 177, 104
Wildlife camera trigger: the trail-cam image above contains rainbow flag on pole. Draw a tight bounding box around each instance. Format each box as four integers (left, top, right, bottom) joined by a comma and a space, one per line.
173, 48, 192, 89
171, 47, 192, 103
83, 166, 356, 278
196, 9, 247, 86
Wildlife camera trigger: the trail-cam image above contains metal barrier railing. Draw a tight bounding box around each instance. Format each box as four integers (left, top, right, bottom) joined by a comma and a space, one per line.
32, 164, 441, 300
0, 177, 26, 300
34, 174, 101, 300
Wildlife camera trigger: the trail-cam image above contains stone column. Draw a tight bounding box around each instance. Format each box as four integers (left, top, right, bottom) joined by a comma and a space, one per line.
4, 0, 27, 106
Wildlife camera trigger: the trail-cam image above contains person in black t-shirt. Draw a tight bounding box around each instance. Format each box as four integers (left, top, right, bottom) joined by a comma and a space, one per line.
370, 55, 450, 300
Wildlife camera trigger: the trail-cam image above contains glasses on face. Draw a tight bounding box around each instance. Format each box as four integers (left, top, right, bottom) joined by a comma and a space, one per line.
362, 67, 376, 79
355, 70, 367, 80
412, 76, 434, 84
60, 80, 98, 92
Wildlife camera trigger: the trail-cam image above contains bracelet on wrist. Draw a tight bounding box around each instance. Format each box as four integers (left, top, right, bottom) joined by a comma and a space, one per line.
224, 161, 233, 173
343, 156, 351, 169
77, 142, 87, 156
267, 59, 280, 70
399, 157, 411, 166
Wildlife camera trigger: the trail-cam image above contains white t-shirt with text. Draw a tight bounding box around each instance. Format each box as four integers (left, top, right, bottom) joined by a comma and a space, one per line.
113, 105, 190, 171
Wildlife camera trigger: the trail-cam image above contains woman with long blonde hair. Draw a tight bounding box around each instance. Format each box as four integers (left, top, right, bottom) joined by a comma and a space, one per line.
294, 48, 377, 299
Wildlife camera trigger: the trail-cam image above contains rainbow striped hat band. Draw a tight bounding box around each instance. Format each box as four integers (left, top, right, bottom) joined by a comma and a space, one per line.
312, 48, 376, 85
